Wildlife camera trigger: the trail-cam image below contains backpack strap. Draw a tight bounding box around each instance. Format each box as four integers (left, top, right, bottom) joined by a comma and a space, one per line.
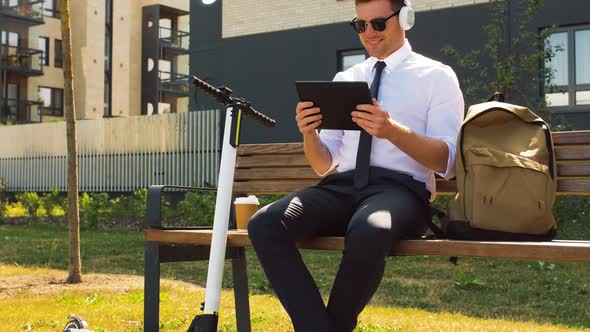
428, 207, 447, 238
429, 207, 459, 265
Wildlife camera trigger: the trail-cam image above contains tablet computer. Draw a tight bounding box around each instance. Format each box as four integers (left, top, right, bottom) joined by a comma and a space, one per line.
295, 81, 372, 130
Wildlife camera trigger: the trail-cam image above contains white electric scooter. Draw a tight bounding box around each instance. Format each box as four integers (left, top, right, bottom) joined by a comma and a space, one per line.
187, 76, 276, 331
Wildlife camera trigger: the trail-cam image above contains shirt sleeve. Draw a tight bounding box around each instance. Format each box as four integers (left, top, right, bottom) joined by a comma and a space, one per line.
315, 72, 347, 176
426, 65, 465, 179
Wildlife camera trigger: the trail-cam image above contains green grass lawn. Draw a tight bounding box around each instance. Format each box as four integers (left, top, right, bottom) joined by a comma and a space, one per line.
1, 220, 589, 331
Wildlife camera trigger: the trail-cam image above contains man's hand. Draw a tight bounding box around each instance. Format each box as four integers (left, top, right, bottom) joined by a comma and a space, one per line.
354, 98, 449, 173
295, 101, 332, 174
296, 101, 323, 136
352, 98, 408, 139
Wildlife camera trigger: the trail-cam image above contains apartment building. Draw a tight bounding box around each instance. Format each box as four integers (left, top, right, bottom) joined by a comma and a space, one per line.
190, 0, 590, 144
0, 0, 189, 124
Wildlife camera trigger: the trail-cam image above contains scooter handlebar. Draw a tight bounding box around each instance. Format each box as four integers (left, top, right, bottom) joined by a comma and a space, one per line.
190, 75, 276, 128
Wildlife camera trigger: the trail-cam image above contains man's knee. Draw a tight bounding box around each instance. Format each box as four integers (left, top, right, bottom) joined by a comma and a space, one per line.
247, 203, 286, 245
344, 224, 392, 261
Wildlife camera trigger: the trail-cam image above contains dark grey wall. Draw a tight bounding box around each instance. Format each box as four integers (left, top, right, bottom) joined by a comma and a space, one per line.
219, 24, 363, 143
189, 0, 223, 111
536, 0, 590, 28
190, 0, 590, 143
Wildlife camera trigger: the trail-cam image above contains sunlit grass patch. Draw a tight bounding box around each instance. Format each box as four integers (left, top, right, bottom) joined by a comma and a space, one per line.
357, 307, 588, 332
1, 220, 590, 331
0, 263, 56, 277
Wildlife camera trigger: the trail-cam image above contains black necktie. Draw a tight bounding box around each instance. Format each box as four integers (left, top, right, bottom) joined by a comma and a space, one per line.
354, 61, 386, 189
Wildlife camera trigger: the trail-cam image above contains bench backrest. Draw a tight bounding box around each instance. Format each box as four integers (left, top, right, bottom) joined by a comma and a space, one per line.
234, 131, 590, 196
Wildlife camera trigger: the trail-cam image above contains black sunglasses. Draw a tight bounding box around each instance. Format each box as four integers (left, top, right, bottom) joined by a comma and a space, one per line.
350, 9, 401, 34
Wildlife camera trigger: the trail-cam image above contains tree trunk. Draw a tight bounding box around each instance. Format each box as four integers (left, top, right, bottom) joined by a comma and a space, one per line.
61, 0, 81, 284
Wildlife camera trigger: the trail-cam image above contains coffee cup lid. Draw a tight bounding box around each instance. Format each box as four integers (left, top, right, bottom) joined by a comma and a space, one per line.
234, 195, 259, 204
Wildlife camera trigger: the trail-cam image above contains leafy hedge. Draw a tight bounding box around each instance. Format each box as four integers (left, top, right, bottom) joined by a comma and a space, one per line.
0, 189, 588, 233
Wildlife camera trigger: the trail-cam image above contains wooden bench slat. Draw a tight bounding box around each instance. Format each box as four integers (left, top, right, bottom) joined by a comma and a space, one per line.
237, 154, 309, 168
554, 146, 590, 160
234, 131, 590, 157
237, 143, 304, 155
557, 178, 590, 194
552, 130, 590, 145
234, 179, 590, 195
557, 162, 590, 177
434, 179, 456, 194
234, 165, 590, 182
234, 180, 321, 194
237, 143, 590, 163
235, 168, 320, 181
144, 229, 590, 262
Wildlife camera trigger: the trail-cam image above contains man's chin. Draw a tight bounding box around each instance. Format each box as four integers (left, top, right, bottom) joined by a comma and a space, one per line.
367, 49, 385, 59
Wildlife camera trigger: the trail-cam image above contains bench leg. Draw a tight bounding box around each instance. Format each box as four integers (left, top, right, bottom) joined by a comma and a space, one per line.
232, 247, 251, 332
144, 242, 161, 332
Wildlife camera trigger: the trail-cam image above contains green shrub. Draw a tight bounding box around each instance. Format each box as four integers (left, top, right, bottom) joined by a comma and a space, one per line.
79, 192, 110, 228
15, 192, 44, 222
110, 189, 147, 218
160, 195, 173, 222
41, 187, 66, 217
47, 205, 66, 217
4, 201, 27, 217
176, 191, 216, 226
257, 194, 284, 207
432, 194, 453, 213
0, 200, 6, 222
0, 179, 6, 201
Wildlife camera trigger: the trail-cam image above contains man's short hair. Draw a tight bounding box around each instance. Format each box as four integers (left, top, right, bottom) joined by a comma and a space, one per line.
354, 0, 405, 10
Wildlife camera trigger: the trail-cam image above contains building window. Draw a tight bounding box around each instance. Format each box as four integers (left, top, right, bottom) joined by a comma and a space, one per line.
159, 59, 172, 80
54, 39, 62, 68
545, 25, 590, 110
38, 37, 49, 65
38, 87, 64, 116
43, 0, 61, 18
338, 49, 367, 72
1, 31, 19, 47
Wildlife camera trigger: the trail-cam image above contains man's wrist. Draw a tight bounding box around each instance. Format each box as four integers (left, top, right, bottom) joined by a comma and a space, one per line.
303, 130, 320, 141
386, 121, 411, 144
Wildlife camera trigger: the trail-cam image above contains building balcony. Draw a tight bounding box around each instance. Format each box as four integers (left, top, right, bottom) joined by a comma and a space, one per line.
159, 71, 189, 96
0, 97, 43, 124
0, 0, 44, 25
0, 45, 44, 76
159, 27, 190, 55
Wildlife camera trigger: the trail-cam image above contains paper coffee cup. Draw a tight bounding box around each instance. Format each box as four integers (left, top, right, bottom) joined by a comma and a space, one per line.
234, 195, 259, 230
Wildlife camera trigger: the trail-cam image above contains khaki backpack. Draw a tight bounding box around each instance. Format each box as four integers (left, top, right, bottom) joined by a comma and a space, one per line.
443, 100, 557, 240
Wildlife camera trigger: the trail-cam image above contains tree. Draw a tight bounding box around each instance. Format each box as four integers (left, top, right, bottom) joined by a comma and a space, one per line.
441, 0, 562, 124
60, 0, 82, 284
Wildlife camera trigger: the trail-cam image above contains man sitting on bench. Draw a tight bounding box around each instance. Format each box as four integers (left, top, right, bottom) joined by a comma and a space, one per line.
247, 0, 464, 331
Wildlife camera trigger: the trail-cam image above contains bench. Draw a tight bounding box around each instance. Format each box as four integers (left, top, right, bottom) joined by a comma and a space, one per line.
144, 130, 590, 332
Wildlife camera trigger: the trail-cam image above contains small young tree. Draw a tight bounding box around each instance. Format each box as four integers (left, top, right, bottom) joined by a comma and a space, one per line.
60, 0, 82, 284
441, 0, 562, 124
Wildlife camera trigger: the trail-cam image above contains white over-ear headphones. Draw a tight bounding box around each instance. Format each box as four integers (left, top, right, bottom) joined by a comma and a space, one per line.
398, 0, 415, 31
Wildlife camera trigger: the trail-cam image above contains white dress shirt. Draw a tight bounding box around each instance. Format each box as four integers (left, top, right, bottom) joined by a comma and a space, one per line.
319, 40, 464, 198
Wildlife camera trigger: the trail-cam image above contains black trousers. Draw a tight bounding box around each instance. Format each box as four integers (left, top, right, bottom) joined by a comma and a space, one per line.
247, 167, 431, 332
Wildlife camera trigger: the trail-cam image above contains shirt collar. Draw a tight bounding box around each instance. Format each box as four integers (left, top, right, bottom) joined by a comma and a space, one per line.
367, 39, 412, 72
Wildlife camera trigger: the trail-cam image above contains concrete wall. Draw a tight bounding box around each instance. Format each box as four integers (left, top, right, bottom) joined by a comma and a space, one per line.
0, 111, 221, 192
222, 0, 491, 38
